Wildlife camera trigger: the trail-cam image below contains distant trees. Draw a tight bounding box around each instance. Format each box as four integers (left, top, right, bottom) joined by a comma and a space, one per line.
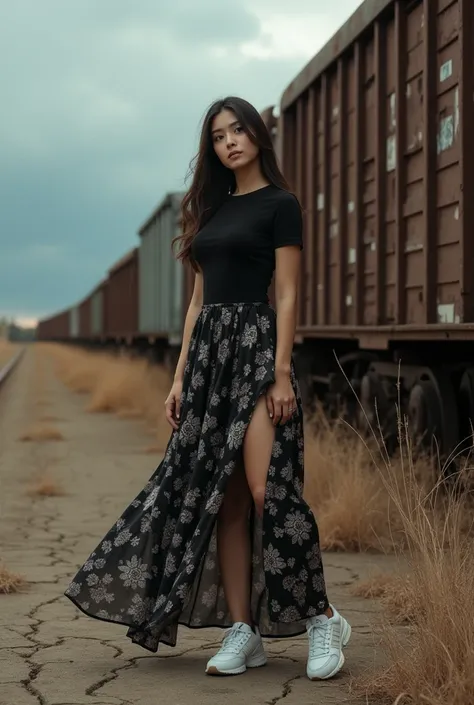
0, 316, 36, 342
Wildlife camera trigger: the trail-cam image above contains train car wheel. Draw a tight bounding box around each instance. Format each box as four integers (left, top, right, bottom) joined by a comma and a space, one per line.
408, 379, 443, 454
357, 370, 390, 436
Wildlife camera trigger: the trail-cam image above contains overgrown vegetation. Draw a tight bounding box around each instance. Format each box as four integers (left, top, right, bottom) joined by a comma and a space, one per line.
39, 342, 474, 704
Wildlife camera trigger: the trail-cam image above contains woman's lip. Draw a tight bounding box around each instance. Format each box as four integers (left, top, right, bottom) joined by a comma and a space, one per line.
228, 152, 242, 159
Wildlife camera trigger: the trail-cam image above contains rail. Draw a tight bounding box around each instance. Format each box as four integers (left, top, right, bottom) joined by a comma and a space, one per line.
0, 348, 25, 387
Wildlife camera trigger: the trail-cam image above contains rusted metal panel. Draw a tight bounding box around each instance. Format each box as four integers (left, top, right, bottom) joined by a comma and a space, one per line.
104, 248, 139, 340
281, 0, 474, 340
37, 309, 70, 340
78, 295, 92, 338
260, 105, 278, 145
281, 0, 394, 110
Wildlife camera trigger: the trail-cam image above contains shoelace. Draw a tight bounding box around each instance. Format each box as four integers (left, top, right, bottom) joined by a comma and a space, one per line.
219, 628, 252, 654
308, 623, 332, 658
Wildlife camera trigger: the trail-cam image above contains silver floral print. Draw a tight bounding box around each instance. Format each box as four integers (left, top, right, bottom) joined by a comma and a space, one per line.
64, 302, 329, 653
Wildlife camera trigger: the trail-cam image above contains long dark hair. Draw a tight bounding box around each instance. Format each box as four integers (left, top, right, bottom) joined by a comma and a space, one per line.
172, 96, 291, 268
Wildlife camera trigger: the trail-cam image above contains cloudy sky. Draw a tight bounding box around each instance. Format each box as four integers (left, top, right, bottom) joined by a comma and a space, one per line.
1, 0, 361, 326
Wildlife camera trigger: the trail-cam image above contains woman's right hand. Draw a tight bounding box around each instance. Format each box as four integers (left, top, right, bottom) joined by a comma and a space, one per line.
164, 380, 183, 430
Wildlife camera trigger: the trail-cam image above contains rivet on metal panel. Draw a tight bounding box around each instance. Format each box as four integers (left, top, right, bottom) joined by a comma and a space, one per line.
348, 201, 355, 213
406, 84, 412, 98
370, 242, 376, 252
317, 193, 324, 211
345, 295, 353, 307
317, 284, 323, 291
330, 222, 339, 239
440, 60, 453, 83
348, 248, 356, 264
454, 206, 460, 220
386, 135, 396, 172
332, 106, 339, 118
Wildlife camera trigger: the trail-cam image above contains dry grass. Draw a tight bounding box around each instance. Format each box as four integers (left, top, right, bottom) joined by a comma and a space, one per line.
349, 410, 474, 705
42, 343, 447, 554
27, 472, 66, 497
0, 562, 27, 594
19, 423, 64, 442
352, 572, 417, 624
303, 411, 437, 552
39, 343, 474, 702
42, 343, 172, 449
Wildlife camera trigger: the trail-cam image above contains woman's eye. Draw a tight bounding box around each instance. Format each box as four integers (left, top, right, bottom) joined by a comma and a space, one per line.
235, 126, 243, 133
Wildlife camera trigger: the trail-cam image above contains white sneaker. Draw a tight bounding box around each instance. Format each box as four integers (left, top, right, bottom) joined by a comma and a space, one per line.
205, 622, 267, 676
306, 604, 351, 680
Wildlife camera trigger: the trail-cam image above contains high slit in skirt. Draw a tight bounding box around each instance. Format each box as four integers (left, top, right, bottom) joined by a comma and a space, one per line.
64, 301, 329, 652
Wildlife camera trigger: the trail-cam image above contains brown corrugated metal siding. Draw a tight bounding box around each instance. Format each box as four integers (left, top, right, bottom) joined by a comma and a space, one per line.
281, 0, 474, 341
104, 248, 139, 340
37, 309, 70, 340
78, 295, 92, 338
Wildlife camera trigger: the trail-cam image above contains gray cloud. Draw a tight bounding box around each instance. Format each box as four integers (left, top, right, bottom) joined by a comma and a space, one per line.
0, 0, 358, 321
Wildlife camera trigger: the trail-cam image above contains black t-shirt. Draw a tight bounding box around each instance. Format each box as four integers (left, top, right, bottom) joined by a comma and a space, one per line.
191, 185, 303, 305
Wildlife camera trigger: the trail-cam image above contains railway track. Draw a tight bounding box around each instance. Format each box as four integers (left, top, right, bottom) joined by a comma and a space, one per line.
0, 347, 25, 388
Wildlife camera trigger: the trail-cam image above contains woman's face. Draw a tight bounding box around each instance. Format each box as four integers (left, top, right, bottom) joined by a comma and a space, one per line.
211, 109, 259, 171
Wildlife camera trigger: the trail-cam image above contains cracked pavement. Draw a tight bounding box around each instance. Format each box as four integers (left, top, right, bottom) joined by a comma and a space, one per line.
0, 348, 399, 704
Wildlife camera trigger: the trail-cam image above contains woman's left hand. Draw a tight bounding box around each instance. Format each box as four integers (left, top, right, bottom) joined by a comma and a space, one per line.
265, 374, 297, 426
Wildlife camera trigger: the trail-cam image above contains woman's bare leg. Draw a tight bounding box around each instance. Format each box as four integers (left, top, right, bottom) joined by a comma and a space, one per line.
243, 394, 275, 518
217, 464, 252, 624
218, 394, 333, 625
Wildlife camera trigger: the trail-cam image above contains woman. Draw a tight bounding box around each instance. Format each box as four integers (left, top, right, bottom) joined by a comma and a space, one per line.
64, 96, 351, 682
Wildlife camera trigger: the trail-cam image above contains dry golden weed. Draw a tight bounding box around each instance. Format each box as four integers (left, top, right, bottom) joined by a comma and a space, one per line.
303, 412, 408, 552
19, 423, 64, 442
352, 572, 418, 624
42, 343, 172, 445
0, 562, 27, 594
350, 409, 474, 705
39, 343, 474, 702
27, 473, 66, 497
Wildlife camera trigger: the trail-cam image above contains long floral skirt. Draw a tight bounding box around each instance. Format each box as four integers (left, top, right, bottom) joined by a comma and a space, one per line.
64, 302, 329, 653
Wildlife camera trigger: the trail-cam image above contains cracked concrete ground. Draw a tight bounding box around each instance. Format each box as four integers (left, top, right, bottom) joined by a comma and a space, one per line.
0, 347, 399, 705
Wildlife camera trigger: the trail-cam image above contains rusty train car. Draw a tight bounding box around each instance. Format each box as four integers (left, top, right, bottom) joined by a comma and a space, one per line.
278, 0, 474, 453
37, 0, 474, 454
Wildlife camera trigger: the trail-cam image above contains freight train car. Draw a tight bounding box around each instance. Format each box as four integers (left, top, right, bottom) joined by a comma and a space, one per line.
279, 0, 474, 455
138, 192, 185, 369
104, 248, 139, 343
36, 309, 70, 341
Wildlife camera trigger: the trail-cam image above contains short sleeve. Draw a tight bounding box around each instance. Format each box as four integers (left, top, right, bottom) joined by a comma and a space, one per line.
272, 193, 303, 250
